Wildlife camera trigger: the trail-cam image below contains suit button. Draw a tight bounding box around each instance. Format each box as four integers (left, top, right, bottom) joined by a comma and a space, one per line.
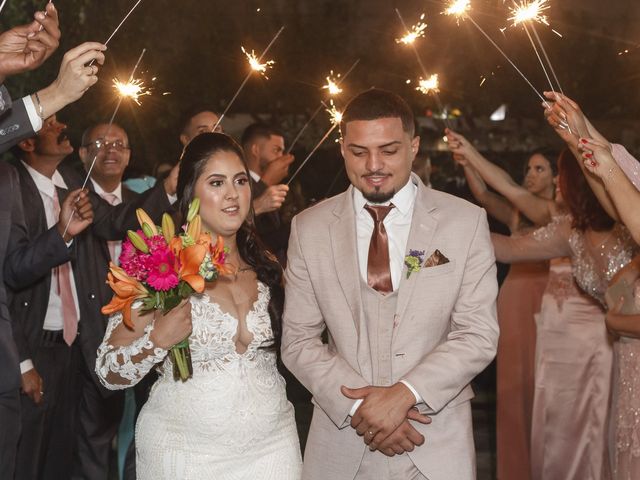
23, 301, 28, 307
89, 294, 96, 299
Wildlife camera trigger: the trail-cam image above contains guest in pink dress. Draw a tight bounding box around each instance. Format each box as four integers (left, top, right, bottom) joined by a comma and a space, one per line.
492, 150, 639, 480
446, 130, 558, 480
544, 92, 640, 479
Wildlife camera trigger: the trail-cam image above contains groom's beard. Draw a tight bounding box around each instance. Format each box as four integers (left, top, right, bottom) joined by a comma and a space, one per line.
363, 187, 395, 204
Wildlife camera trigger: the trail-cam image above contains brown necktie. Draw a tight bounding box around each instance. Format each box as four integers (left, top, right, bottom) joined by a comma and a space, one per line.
364, 204, 394, 294
52, 190, 79, 345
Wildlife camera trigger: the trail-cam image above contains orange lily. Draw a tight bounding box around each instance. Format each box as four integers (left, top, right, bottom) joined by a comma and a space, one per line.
210, 235, 234, 276
101, 263, 149, 329
180, 244, 207, 293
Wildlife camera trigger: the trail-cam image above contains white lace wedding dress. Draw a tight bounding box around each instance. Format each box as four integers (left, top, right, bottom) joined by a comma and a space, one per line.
96, 282, 302, 480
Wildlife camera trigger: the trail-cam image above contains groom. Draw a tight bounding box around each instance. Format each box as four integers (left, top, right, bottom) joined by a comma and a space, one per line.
282, 88, 499, 479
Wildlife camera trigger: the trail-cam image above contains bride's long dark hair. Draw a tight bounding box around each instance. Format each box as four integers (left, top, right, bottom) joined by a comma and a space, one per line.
176, 133, 284, 351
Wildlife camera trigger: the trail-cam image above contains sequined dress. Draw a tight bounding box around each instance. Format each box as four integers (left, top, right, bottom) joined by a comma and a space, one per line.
611, 143, 640, 480
493, 216, 638, 479
95, 283, 302, 480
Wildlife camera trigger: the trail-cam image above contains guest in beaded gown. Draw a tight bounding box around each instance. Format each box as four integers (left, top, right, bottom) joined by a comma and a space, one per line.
95, 133, 302, 479
492, 150, 639, 480
544, 92, 640, 479
446, 129, 558, 480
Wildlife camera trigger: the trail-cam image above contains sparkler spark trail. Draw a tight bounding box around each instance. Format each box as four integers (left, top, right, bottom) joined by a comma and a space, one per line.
63, 49, 147, 237
112, 77, 151, 105
241, 46, 275, 78
286, 103, 342, 186
508, 0, 550, 26
396, 14, 427, 44
416, 74, 440, 95
286, 59, 359, 154
0, 0, 8, 15
212, 26, 285, 131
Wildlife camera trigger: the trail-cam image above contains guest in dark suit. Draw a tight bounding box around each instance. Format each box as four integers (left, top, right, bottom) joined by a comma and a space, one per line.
0, 161, 93, 479
240, 123, 294, 264
9, 115, 177, 480
71, 122, 144, 480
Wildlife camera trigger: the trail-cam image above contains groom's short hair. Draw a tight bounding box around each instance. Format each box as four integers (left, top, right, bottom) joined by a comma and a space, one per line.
340, 88, 415, 137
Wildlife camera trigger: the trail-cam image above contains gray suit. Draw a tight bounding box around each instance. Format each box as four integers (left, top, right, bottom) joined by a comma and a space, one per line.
0, 86, 37, 154
282, 175, 499, 480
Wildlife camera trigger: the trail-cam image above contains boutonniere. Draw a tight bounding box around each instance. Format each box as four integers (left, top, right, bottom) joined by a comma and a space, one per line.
404, 250, 425, 279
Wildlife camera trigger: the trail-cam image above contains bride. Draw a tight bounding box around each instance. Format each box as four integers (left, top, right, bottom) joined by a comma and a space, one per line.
95, 133, 302, 479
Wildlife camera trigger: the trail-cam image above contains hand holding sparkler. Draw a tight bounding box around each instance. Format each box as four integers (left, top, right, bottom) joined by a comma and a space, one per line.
541, 92, 603, 146
0, 2, 60, 81
33, 42, 106, 117
30, 42, 106, 120
56, 188, 94, 242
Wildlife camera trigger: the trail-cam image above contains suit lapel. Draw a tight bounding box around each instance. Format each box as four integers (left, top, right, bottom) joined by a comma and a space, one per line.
329, 187, 364, 335
394, 179, 438, 327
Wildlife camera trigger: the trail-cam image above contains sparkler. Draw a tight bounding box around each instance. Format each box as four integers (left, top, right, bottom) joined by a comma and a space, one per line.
88, 0, 144, 66
509, 0, 564, 94
286, 103, 342, 186
396, 14, 427, 45
112, 77, 151, 105
241, 47, 275, 78
286, 59, 359, 154
0, 0, 8, 15
416, 74, 440, 95
443, 0, 470, 19
508, 0, 549, 26
396, 8, 451, 128
212, 26, 285, 131
322, 71, 343, 96
444, 0, 547, 104
62, 49, 147, 237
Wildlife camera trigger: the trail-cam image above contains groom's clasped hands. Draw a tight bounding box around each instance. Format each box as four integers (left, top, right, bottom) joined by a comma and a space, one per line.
341, 383, 431, 458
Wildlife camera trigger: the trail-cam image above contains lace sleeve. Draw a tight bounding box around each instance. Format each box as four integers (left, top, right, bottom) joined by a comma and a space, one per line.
95, 310, 169, 390
492, 215, 572, 264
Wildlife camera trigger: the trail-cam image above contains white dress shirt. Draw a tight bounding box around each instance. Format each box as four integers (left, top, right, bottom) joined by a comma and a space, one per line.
349, 179, 423, 415
22, 95, 43, 132
20, 162, 81, 373
91, 179, 123, 262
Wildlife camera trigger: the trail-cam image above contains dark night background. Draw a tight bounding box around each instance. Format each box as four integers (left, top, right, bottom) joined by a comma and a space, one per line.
4, 0, 640, 197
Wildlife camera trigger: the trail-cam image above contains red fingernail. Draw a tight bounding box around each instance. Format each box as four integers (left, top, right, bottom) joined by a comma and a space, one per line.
591, 161, 597, 167
580, 138, 588, 144
585, 153, 593, 158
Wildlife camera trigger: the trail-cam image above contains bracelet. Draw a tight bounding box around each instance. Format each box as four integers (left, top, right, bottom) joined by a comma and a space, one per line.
33, 91, 44, 119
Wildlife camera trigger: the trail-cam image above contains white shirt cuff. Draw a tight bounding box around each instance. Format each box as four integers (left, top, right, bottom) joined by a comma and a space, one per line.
400, 380, 423, 404
349, 399, 363, 417
167, 193, 177, 204
20, 359, 34, 374
22, 95, 43, 132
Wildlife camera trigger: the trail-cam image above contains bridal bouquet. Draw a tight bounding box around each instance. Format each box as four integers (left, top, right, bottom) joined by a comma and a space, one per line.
101, 199, 231, 381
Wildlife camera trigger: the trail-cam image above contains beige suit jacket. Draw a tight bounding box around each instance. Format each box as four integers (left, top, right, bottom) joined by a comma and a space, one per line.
282, 176, 499, 480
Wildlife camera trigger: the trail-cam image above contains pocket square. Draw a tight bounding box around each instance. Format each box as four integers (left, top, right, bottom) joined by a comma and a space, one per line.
423, 249, 450, 268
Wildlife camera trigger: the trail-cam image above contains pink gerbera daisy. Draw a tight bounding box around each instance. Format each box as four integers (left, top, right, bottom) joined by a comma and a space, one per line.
146, 248, 179, 291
